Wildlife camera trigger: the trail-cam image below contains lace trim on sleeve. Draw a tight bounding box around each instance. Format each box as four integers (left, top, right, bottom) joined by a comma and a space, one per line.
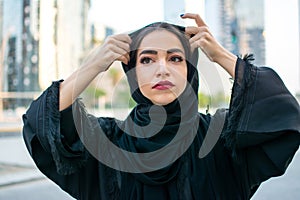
221, 54, 257, 159
45, 81, 88, 175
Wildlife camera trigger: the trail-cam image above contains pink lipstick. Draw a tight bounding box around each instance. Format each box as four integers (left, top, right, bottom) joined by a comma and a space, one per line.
152, 80, 175, 90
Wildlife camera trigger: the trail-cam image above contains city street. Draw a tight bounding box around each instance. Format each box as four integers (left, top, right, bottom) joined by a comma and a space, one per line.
0, 179, 74, 200
0, 133, 299, 199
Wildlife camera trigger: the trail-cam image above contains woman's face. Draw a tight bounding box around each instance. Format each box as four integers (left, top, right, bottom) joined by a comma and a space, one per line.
135, 30, 187, 105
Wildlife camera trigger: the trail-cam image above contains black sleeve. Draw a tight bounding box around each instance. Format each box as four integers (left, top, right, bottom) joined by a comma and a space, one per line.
221, 55, 300, 193
22, 81, 106, 199
22, 81, 89, 174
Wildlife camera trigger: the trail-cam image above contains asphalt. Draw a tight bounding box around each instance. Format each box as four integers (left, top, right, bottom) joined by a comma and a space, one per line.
0, 119, 46, 188
0, 163, 44, 187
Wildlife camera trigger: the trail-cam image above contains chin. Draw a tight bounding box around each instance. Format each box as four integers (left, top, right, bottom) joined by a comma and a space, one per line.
151, 95, 177, 106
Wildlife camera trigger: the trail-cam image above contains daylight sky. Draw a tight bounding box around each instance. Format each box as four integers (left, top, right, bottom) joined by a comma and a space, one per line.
89, 0, 164, 33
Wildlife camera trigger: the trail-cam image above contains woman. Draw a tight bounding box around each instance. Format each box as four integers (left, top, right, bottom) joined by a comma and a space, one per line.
22, 13, 300, 199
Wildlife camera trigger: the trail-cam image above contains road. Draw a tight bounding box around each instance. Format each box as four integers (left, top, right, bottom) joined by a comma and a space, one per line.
0, 179, 74, 200
252, 150, 300, 199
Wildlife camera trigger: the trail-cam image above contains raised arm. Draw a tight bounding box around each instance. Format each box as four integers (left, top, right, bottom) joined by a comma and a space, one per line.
59, 34, 131, 111
181, 13, 237, 77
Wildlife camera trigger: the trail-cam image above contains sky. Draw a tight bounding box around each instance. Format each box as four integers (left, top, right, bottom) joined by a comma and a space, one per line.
89, 0, 164, 33
89, 0, 300, 95
264, 0, 299, 95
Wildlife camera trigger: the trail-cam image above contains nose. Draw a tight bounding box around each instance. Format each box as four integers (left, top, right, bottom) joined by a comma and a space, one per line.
156, 59, 170, 77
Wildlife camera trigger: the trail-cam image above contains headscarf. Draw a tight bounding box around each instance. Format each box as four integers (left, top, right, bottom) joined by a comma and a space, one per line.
116, 22, 201, 197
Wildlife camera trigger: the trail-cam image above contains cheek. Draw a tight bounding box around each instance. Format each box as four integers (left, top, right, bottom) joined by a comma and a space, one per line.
171, 66, 187, 86
136, 66, 155, 87
175, 69, 187, 93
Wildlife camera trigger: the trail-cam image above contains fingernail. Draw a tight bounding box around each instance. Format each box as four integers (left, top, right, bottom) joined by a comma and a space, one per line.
180, 14, 184, 17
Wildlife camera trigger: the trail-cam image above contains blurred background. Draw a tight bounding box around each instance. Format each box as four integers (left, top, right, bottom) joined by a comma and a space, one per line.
0, 0, 299, 199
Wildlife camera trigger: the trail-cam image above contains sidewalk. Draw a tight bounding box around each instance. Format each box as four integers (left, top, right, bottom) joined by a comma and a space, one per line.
0, 112, 23, 135
0, 121, 22, 136
0, 164, 45, 187
0, 108, 25, 133
0, 134, 45, 188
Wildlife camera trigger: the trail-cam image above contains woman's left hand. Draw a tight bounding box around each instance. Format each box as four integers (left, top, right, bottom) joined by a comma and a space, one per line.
180, 13, 225, 62
181, 13, 237, 77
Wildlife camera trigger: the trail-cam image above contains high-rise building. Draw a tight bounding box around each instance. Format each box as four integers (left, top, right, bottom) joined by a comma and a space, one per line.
22, 0, 40, 92
205, 0, 265, 63
0, 1, 2, 58
38, 0, 58, 89
0, 0, 4, 96
235, 0, 265, 65
0, 0, 91, 110
2, 0, 23, 96
205, 0, 239, 54
221, 0, 239, 55
39, 0, 91, 90
1, 0, 39, 109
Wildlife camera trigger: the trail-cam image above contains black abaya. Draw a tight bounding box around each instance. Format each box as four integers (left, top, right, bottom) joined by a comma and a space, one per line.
22, 55, 300, 199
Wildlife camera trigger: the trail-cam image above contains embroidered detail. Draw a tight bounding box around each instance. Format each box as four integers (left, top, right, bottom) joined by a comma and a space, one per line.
46, 81, 88, 175
221, 54, 257, 160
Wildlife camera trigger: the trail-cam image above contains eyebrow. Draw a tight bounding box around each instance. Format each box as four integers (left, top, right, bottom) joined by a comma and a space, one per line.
166, 48, 184, 54
139, 50, 157, 56
138, 48, 184, 56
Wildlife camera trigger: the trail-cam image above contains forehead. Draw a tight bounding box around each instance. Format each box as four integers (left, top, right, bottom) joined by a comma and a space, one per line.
138, 30, 184, 51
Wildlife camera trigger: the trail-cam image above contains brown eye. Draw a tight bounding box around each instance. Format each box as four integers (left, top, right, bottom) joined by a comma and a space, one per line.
140, 57, 153, 64
170, 56, 183, 62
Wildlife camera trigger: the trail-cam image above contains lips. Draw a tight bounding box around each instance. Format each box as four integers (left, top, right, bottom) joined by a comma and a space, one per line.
152, 80, 175, 90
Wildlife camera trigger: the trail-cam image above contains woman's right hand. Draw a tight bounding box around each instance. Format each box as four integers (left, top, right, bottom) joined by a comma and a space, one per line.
59, 34, 131, 111
81, 34, 131, 73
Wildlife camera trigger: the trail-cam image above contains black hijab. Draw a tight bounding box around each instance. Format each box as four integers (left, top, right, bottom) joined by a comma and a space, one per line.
116, 22, 201, 197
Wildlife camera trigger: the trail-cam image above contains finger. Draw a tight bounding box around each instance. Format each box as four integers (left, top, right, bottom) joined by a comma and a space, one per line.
185, 26, 200, 38
189, 31, 212, 45
190, 40, 212, 61
117, 55, 129, 65
180, 13, 207, 27
109, 43, 130, 64
107, 35, 131, 53
125, 53, 130, 63
110, 44, 129, 59
185, 26, 212, 38
106, 34, 130, 50
185, 26, 199, 34
105, 38, 130, 57
121, 53, 130, 65
115, 34, 132, 44
115, 40, 130, 54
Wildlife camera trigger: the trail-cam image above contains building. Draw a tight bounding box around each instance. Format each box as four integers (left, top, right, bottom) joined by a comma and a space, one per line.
39, 0, 91, 90
205, 0, 265, 62
0, 0, 91, 110
0, 0, 39, 109
87, 22, 117, 109
235, 0, 265, 65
